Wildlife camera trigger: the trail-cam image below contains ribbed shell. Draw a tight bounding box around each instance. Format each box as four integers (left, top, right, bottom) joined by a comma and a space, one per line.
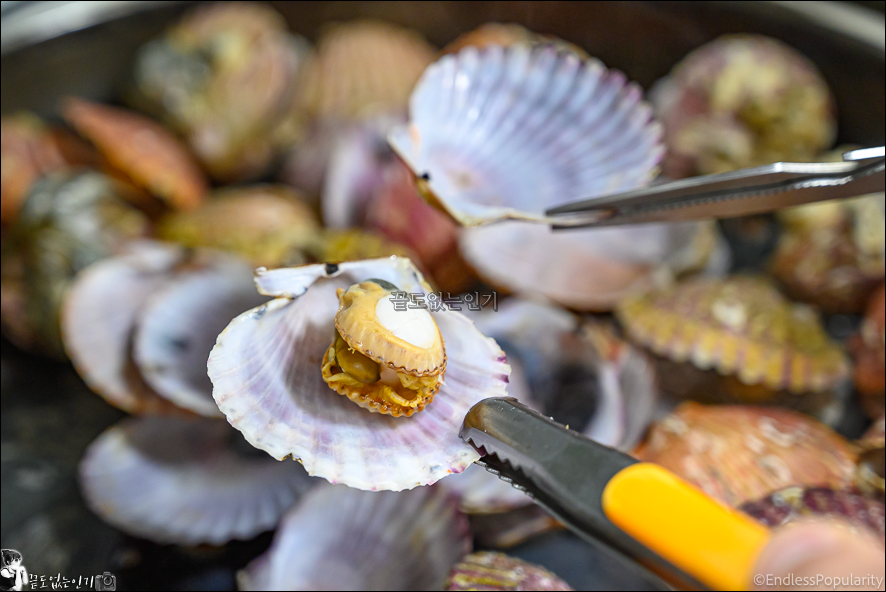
300, 20, 436, 121
446, 552, 573, 591
388, 43, 663, 226
617, 276, 849, 393
740, 487, 885, 544
134, 255, 266, 417
61, 241, 187, 414
239, 484, 471, 591
208, 257, 510, 491
651, 34, 836, 179
62, 98, 207, 210
156, 185, 320, 268
636, 403, 857, 507
79, 416, 314, 545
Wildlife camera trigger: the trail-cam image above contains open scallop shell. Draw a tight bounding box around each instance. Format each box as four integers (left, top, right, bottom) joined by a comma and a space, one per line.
388, 43, 663, 226
80, 416, 314, 545
446, 552, 573, 591
208, 257, 510, 491
239, 484, 471, 591
134, 255, 267, 417
61, 241, 187, 414
636, 403, 857, 507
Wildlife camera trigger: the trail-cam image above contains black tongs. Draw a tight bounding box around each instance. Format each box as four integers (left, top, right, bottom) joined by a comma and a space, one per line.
460, 398, 774, 591
545, 146, 885, 228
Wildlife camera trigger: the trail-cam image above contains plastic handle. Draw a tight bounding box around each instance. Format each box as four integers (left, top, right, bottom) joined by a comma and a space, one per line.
602, 463, 771, 591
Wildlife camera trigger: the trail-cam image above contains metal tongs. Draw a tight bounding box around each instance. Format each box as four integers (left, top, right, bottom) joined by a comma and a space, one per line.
545, 146, 885, 228
461, 399, 773, 591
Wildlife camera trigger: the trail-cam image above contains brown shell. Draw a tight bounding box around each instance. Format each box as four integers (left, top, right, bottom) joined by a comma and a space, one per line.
299, 20, 435, 121
441, 22, 589, 60
635, 403, 857, 507
860, 416, 886, 451
851, 283, 886, 416
156, 185, 319, 267
62, 98, 208, 210
445, 552, 573, 592
616, 276, 849, 393
1, 114, 66, 224
740, 487, 885, 544
334, 281, 446, 376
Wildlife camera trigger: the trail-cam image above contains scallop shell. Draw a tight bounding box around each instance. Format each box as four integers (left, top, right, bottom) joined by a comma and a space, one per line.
134, 3, 311, 181
635, 403, 857, 507
441, 23, 539, 55
300, 20, 435, 121
62, 98, 208, 210
134, 255, 267, 417
80, 415, 314, 545
740, 487, 885, 544
239, 484, 471, 591
617, 276, 850, 394
5, 171, 149, 356
851, 283, 886, 417
61, 241, 187, 414
446, 552, 573, 591
388, 43, 663, 226
651, 34, 836, 179
461, 218, 718, 311
156, 185, 320, 268
208, 257, 510, 491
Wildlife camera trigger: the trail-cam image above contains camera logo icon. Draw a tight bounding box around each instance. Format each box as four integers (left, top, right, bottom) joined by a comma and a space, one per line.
94, 571, 116, 591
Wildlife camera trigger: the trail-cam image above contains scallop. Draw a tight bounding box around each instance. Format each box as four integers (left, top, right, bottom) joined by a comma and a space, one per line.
650, 34, 836, 179
79, 415, 314, 545
740, 487, 885, 544
636, 403, 857, 507
62, 241, 264, 416
208, 257, 510, 491
616, 276, 850, 412
446, 552, 573, 591
238, 484, 471, 590
134, 255, 267, 417
388, 43, 663, 226
62, 98, 208, 210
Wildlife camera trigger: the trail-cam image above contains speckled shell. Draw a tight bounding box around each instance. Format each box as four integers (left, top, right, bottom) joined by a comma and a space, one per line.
300, 20, 435, 121
133, 3, 310, 181
3, 171, 149, 356
61, 241, 188, 414
335, 280, 446, 376
239, 484, 471, 590
651, 34, 836, 179
462, 219, 722, 311
636, 403, 857, 507
80, 416, 314, 545
617, 276, 849, 393
851, 283, 886, 417
62, 98, 208, 210
156, 185, 320, 267
388, 43, 663, 226
134, 255, 266, 417
208, 257, 510, 490
446, 552, 573, 591
740, 487, 885, 544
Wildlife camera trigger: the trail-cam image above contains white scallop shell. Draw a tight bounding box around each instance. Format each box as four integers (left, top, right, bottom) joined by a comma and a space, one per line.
134, 255, 267, 417
239, 484, 471, 591
388, 43, 663, 226
208, 257, 510, 491
79, 416, 315, 545
61, 241, 187, 414
460, 219, 719, 311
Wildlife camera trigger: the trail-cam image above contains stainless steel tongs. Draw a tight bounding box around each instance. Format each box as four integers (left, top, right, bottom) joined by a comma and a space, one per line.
460, 398, 777, 591
545, 146, 885, 228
